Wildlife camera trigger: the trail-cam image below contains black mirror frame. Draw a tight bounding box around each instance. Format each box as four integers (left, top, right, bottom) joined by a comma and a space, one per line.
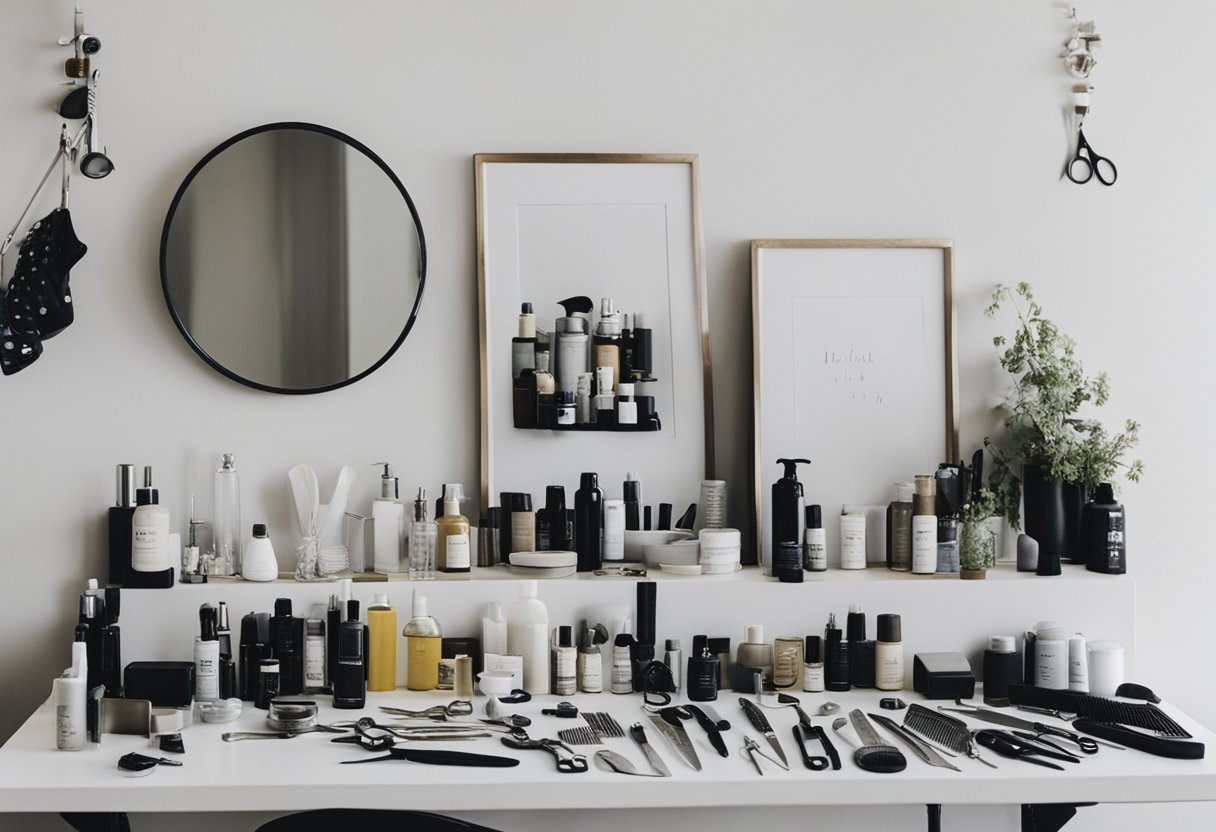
159, 121, 427, 395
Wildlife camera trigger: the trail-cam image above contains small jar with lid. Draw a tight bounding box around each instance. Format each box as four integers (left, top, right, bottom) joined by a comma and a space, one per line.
255, 658, 281, 709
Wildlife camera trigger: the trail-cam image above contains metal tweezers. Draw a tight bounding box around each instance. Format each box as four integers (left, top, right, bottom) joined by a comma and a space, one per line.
740, 735, 785, 775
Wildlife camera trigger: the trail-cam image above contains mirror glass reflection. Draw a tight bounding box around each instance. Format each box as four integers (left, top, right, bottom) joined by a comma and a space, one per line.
162, 125, 424, 393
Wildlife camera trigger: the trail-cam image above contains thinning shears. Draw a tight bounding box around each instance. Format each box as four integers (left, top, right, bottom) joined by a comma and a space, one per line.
1067, 128, 1117, 186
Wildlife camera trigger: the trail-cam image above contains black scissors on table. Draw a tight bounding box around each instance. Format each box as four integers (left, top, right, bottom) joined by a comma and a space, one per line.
1067, 128, 1117, 186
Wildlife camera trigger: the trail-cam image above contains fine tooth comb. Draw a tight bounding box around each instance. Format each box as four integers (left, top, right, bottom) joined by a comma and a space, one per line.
583, 712, 625, 738
903, 704, 997, 769
558, 726, 603, 746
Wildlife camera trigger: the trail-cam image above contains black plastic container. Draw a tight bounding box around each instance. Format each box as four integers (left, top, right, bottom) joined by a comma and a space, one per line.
1083, 483, 1126, 574
574, 473, 603, 572
771, 458, 810, 571
270, 598, 305, 696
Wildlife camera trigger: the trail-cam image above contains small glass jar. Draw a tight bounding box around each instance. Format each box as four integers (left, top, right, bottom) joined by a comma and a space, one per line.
773, 636, 805, 689
255, 659, 280, 709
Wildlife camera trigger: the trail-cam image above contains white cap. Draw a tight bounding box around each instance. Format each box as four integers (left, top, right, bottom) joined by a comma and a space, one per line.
989, 635, 1016, 653
485, 602, 504, 622
373, 593, 390, 607
896, 482, 915, 502
443, 483, 465, 516
86, 578, 98, 591
413, 592, 428, 618
745, 624, 764, 645
519, 580, 538, 599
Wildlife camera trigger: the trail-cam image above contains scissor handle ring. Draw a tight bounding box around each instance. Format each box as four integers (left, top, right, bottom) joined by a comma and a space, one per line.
1067, 154, 1094, 184
1092, 155, 1117, 186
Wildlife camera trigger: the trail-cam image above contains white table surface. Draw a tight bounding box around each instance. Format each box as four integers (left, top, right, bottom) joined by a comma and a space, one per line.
2, 688, 1214, 814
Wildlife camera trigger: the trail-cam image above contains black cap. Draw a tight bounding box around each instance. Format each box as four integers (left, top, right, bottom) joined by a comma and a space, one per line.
274, 598, 292, 618
806, 504, 823, 529
544, 486, 566, 512
346, 599, 360, 620
706, 637, 730, 654
805, 635, 822, 663
623, 479, 641, 503
558, 625, 573, 648
240, 612, 260, 646
199, 604, 218, 640
104, 586, 121, 625
521, 302, 533, 314
253, 523, 267, 537
847, 608, 867, 642
486, 506, 503, 527
877, 613, 901, 643
509, 493, 533, 512
614, 632, 635, 647
691, 634, 708, 656
1095, 482, 1116, 503
580, 472, 599, 490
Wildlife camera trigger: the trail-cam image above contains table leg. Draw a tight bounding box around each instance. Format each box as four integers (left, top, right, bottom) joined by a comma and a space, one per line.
927, 803, 942, 832
59, 812, 132, 832
1021, 803, 1095, 832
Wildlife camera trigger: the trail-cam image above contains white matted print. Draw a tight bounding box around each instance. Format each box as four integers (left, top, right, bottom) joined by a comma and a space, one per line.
752, 240, 958, 569
476, 154, 713, 514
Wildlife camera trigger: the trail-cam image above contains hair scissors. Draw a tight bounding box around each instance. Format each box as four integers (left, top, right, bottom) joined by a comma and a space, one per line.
1067, 128, 1116, 186
378, 700, 473, 721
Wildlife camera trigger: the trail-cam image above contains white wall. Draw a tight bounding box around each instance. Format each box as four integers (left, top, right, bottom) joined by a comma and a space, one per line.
2, 1, 1213, 829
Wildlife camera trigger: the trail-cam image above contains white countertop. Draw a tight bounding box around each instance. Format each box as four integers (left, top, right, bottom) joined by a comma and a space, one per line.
2, 689, 1214, 814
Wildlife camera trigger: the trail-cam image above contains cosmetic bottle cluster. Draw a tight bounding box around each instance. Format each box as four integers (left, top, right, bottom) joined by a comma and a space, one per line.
511, 296, 660, 431
769, 455, 1127, 580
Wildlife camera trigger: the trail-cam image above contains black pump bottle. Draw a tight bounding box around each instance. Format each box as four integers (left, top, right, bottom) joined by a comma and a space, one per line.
771, 458, 811, 575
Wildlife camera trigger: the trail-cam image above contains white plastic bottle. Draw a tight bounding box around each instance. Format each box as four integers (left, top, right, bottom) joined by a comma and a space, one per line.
194, 605, 220, 701
242, 524, 278, 582
372, 463, 404, 573
481, 602, 507, 661
53, 639, 87, 751
131, 466, 170, 573
839, 511, 867, 570
507, 580, 550, 694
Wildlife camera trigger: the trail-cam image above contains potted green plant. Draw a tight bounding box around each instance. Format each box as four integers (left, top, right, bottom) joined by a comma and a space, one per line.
984, 283, 1143, 563
959, 487, 997, 579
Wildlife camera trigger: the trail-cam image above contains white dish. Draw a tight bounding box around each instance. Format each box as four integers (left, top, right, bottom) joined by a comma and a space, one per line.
509, 550, 577, 568
623, 529, 694, 561
659, 563, 703, 576
506, 564, 577, 579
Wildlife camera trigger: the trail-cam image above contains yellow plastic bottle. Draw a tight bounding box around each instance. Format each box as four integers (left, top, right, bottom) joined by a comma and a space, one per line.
367, 594, 398, 692
404, 591, 442, 691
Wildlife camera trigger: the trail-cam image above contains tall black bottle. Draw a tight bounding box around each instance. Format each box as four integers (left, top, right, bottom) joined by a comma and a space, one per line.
107, 464, 137, 586
270, 598, 305, 695
536, 486, 572, 551
574, 473, 603, 572
771, 459, 811, 575
1083, 483, 1126, 574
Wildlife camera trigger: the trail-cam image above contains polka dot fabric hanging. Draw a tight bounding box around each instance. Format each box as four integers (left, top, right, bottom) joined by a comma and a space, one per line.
0, 208, 87, 375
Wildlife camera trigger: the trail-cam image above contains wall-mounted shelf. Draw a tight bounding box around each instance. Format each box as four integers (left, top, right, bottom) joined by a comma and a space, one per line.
189, 562, 1124, 585
118, 569, 1135, 691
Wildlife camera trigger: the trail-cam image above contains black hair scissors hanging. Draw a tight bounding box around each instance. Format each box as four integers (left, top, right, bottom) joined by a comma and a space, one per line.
1067, 128, 1117, 186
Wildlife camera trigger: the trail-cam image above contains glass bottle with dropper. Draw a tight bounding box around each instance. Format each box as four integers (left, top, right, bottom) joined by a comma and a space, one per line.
409, 488, 437, 581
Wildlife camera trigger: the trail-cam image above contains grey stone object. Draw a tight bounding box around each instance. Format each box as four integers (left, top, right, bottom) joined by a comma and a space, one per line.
1017, 533, 1039, 572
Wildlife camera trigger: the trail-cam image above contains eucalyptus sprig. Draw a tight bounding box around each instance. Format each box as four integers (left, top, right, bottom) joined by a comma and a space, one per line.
984, 282, 1142, 528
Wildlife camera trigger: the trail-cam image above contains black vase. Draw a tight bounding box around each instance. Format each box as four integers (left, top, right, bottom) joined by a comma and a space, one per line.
1022, 464, 1066, 562
1060, 481, 1088, 564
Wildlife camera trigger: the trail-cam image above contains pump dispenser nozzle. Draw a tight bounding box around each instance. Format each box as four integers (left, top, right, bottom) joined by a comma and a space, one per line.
776, 458, 812, 479
374, 463, 399, 500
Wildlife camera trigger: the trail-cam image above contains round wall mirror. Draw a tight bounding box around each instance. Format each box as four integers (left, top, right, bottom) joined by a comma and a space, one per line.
160, 122, 426, 394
